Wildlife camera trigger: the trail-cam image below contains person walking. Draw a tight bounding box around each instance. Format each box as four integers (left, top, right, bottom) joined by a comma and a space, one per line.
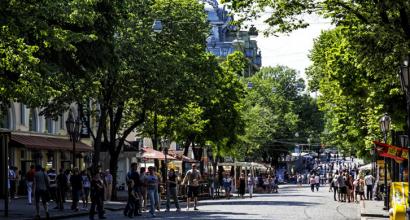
89, 171, 106, 220
314, 173, 320, 191
139, 167, 147, 211
337, 172, 347, 202
81, 170, 91, 209
331, 172, 339, 201
166, 168, 181, 211
145, 166, 159, 217
297, 174, 303, 187
26, 165, 36, 205
309, 175, 316, 192
56, 168, 67, 210
70, 168, 83, 211
208, 174, 215, 199
33, 165, 50, 219
104, 170, 113, 201
247, 174, 254, 198
9, 166, 17, 199
47, 168, 58, 208
238, 173, 246, 198
182, 164, 201, 211
125, 179, 138, 218
126, 163, 142, 216
223, 173, 232, 199
364, 172, 375, 200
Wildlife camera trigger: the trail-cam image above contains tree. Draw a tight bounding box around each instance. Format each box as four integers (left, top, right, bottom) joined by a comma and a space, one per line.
237, 66, 323, 164
0, 0, 99, 109
306, 27, 404, 156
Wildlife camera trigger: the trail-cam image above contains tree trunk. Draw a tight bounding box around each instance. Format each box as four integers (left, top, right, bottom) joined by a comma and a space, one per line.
92, 105, 107, 173
153, 111, 159, 169
109, 151, 120, 201
182, 138, 192, 174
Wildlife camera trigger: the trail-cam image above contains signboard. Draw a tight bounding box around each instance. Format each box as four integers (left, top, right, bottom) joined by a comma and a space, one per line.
377, 160, 391, 184
80, 103, 91, 138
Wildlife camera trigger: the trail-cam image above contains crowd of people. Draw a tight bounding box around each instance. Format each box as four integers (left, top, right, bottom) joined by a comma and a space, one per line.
8, 164, 114, 220
294, 157, 376, 205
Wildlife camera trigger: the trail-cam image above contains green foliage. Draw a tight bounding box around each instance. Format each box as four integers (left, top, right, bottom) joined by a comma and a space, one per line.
306, 27, 405, 157
237, 66, 324, 162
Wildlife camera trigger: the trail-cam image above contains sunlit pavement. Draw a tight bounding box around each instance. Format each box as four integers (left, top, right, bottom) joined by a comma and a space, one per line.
73, 184, 360, 220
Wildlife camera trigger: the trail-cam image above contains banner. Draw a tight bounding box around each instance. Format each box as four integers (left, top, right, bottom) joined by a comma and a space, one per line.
373, 141, 405, 162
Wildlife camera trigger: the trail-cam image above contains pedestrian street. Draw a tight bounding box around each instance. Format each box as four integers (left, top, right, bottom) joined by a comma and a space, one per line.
72, 184, 360, 220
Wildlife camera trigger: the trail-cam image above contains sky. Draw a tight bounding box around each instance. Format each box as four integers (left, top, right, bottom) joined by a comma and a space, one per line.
254, 14, 333, 79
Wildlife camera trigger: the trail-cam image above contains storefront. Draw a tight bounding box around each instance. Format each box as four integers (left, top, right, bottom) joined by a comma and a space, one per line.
9, 133, 92, 174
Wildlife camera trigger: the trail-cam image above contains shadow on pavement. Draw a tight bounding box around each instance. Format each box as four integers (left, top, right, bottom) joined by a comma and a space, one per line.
149, 210, 255, 219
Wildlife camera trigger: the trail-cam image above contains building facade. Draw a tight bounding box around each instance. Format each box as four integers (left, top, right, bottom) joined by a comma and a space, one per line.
204, 0, 262, 76
1, 102, 92, 175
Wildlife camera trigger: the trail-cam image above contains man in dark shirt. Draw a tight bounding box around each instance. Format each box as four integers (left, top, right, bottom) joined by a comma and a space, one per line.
70, 168, 83, 211
125, 163, 141, 216
167, 168, 180, 211
56, 169, 67, 210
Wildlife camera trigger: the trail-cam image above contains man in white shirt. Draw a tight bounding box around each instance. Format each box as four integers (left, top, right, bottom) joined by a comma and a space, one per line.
364, 173, 375, 200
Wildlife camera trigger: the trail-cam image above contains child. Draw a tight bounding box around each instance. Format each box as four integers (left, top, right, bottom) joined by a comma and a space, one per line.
125, 179, 138, 218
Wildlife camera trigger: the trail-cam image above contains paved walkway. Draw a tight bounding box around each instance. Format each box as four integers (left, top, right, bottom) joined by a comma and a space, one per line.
72, 184, 360, 220
360, 199, 388, 220
2, 184, 390, 220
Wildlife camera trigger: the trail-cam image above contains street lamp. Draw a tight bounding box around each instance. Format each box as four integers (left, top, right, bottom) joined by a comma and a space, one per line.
379, 113, 391, 210
399, 55, 410, 219
161, 138, 170, 211
66, 112, 81, 168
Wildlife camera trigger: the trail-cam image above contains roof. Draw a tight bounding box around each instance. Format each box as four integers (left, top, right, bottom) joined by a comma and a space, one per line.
10, 134, 92, 152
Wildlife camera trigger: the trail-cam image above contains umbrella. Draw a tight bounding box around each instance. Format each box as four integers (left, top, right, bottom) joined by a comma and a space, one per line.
168, 150, 197, 163
141, 147, 176, 160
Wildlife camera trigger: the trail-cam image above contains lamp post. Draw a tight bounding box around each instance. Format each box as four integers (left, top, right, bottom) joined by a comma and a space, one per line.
66, 113, 81, 168
161, 138, 170, 211
379, 113, 391, 210
399, 56, 410, 219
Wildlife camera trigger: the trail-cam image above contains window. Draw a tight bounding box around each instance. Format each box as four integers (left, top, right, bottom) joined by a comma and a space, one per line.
29, 109, 37, 132
20, 104, 26, 125
60, 115, 64, 130
221, 48, 230, 57
45, 118, 53, 133
0, 111, 10, 129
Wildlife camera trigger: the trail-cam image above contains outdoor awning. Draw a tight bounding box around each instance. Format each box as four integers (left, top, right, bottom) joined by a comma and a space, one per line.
142, 147, 176, 160
168, 150, 197, 163
10, 134, 92, 152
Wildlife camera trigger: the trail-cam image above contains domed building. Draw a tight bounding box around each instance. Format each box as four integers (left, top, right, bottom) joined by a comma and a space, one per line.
202, 0, 262, 76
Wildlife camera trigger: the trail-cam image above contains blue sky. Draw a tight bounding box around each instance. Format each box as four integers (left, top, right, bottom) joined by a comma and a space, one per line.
254, 14, 333, 79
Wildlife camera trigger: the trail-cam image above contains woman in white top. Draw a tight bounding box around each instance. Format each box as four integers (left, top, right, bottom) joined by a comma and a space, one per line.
247, 174, 254, 198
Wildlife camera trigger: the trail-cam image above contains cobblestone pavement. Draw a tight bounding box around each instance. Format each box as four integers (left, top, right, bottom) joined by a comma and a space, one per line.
74, 184, 360, 220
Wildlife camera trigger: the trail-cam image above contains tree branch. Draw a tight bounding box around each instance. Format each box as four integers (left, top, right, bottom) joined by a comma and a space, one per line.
334, 0, 369, 24
115, 110, 146, 155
